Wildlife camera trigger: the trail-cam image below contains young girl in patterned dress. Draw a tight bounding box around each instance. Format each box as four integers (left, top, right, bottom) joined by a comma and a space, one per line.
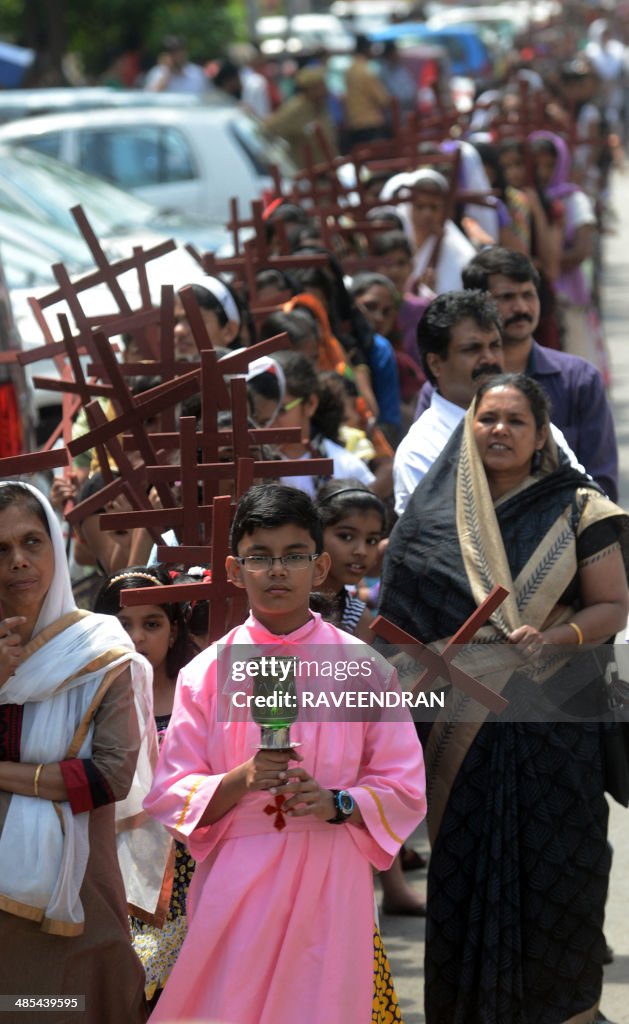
315, 480, 386, 643
94, 566, 197, 1013
317, 480, 428, 925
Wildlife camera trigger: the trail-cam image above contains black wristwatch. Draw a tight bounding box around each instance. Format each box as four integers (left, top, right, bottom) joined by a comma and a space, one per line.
327, 789, 355, 824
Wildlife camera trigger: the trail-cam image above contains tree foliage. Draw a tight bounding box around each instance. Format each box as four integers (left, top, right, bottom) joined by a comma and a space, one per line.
1, 0, 244, 84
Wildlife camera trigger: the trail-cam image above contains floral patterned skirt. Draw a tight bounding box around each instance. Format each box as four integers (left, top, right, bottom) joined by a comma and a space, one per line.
373, 927, 404, 1023
130, 840, 195, 1004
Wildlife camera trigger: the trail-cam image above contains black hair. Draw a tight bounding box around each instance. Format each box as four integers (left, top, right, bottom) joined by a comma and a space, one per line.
462, 247, 541, 293
255, 268, 297, 298
170, 570, 209, 646
129, 374, 162, 397
531, 137, 558, 160
93, 564, 193, 679
288, 224, 324, 251
213, 59, 241, 91
417, 290, 502, 385
189, 281, 241, 328
247, 350, 344, 443
230, 484, 323, 554
319, 368, 359, 399
498, 137, 525, 160
0, 483, 50, 535
265, 202, 310, 226
473, 372, 551, 430
264, 204, 312, 247
365, 208, 405, 230
292, 266, 335, 309
371, 230, 413, 259
348, 272, 397, 300
315, 478, 386, 530
471, 140, 505, 191
355, 34, 372, 56
259, 309, 320, 352
293, 247, 376, 368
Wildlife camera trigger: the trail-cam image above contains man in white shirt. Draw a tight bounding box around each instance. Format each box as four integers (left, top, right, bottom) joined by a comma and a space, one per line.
144, 35, 207, 95
394, 290, 584, 515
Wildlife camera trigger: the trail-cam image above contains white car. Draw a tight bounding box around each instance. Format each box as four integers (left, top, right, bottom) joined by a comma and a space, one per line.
0, 143, 232, 257
255, 14, 356, 55
0, 207, 202, 433
0, 86, 206, 125
0, 104, 297, 222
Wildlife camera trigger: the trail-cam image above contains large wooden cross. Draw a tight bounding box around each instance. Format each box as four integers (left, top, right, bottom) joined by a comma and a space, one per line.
370, 584, 510, 714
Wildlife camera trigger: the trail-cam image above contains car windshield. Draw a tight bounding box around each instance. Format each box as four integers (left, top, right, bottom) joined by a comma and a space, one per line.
0, 145, 157, 235
0, 235, 66, 289
229, 115, 297, 179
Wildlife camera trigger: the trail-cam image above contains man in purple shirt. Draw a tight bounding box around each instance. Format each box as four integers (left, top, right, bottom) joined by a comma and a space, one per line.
415, 247, 618, 499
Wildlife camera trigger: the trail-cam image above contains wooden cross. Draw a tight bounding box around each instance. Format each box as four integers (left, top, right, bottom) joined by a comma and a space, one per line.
370, 584, 510, 714
99, 372, 333, 567
116, 494, 249, 643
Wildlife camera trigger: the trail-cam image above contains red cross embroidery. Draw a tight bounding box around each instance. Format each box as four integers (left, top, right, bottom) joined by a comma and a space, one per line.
264, 794, 287, 831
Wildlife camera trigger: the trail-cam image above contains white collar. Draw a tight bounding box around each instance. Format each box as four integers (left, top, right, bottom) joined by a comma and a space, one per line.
431, 390, 466, 428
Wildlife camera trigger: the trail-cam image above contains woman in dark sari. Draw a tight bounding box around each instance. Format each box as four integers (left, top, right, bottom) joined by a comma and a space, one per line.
379, 373, 629, 1024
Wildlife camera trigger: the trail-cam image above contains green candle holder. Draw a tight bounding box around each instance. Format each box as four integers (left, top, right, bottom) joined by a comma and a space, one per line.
248, 655, 299, 750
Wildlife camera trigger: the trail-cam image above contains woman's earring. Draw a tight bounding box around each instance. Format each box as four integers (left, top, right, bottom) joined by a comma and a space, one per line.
532, 449, 542, 472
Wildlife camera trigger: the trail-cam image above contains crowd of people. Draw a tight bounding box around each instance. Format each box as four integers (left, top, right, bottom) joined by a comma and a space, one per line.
1, 5, 629, 1024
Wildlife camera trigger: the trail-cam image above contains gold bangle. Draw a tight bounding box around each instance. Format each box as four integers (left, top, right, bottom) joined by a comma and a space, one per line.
33, 763, 44, 798
567, 622, 584, 646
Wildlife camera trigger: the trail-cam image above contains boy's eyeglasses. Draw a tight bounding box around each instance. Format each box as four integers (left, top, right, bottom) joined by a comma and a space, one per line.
237, 553, 319, 572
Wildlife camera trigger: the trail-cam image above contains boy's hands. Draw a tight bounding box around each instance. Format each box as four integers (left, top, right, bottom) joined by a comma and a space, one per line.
273, 767, 336, 821
242, 748, 303, 793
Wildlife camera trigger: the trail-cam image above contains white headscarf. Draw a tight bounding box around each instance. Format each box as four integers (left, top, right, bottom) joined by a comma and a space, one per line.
0, 481, 160, 934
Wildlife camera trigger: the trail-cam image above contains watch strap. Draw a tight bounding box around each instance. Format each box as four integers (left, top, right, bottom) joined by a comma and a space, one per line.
327, 788, 352, 824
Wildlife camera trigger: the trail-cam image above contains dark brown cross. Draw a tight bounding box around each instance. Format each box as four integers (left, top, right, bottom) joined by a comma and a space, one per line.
116, 494, 250, 643
370, 584, 510, 714
100, 371, 333, 570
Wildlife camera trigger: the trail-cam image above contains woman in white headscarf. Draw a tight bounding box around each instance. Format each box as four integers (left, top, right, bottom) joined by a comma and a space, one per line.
380, 168, 475, 295
0, 481, 156, 1023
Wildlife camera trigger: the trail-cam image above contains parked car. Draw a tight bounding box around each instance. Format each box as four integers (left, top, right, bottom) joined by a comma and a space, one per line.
255, 14, 356, 55
330, 0, 414, 35
0, 148, 219, 438
367, 23, 495, 83
0, 143, 232, 256
0, 210, 202, 444
0, 104, 298, 222
0, 86, 207, 125
0, 246, 35, 458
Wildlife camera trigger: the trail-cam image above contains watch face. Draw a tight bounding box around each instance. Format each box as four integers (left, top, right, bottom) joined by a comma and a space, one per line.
339, 791, 354, 815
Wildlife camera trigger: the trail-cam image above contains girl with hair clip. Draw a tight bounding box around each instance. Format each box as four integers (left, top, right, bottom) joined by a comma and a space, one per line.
94, 566, 198, 1012
315, 480, 386, 644
246, 350, 376, 498
316, 480, 428, 916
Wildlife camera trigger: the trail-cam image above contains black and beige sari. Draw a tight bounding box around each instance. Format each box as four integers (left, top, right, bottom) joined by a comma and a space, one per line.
380, 410, 629, 1024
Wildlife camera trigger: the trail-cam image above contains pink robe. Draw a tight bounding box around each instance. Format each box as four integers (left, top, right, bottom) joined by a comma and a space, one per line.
144, 612, 426, 1023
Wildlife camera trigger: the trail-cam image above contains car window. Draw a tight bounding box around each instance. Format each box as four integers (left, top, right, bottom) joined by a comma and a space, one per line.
18, 131, 63, 160
230, 116, 297, 179
439, 35, 467, 65
0, 146, 158, 235
77, 127, 196, 188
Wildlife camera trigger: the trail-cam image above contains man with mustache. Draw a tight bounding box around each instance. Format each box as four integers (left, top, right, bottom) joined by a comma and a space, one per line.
393, 289, 582, 515
411, 248, 618, 502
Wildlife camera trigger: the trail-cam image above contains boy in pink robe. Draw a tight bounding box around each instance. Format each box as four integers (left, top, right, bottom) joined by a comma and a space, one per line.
144, 484, 426, 1023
